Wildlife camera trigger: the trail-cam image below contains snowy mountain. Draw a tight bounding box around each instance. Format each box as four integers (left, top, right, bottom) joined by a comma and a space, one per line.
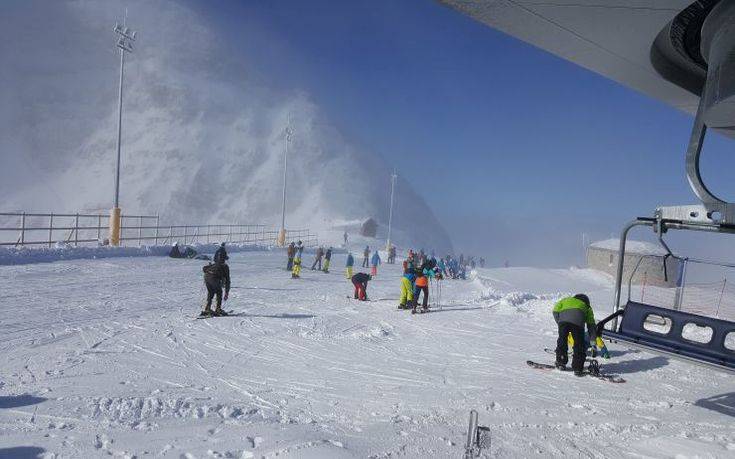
0, 0, 452, 252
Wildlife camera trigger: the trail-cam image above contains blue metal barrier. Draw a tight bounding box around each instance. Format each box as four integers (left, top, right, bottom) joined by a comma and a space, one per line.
603, 301, 735, 372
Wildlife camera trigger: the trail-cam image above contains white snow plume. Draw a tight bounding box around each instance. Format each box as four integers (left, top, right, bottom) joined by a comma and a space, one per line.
0, 0, 452, 252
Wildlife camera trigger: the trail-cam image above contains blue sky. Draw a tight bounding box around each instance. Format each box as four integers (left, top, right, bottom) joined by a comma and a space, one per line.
189, 0, 735, 266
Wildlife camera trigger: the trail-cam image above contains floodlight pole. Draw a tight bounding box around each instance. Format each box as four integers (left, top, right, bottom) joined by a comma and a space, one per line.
277, 118, 292, 246
386, 170, 397, 251
109, 15, 136, 246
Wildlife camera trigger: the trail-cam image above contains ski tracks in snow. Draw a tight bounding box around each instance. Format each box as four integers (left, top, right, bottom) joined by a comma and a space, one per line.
1, 252, 734, 457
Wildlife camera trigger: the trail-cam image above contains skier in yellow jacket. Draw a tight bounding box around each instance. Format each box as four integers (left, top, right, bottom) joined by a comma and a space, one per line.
398, 273, 415, 310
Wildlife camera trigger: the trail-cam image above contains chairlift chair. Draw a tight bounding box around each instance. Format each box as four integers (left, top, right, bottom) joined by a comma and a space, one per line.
598, 163, 735, 374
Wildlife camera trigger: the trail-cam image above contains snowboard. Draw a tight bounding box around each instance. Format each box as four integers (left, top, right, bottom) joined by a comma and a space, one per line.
196, 309, 234, 319
526, 360, 626, 384
544, 347, 601, 359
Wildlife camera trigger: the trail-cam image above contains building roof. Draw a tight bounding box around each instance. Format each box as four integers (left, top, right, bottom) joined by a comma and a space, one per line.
589, 238, 668, 256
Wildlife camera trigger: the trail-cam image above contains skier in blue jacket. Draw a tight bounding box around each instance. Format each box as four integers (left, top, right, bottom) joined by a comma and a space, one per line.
346, 253, 355, 279
371, 251, 381, 276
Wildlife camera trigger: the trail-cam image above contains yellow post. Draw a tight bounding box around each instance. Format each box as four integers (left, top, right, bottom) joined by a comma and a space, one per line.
277, 228, 286, 247
109, 207, 121, 246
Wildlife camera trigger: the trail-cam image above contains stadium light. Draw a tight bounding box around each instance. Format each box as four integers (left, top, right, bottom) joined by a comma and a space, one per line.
109, 14, 136, 246
386, 170, 398, 252
277, 116, 292, 247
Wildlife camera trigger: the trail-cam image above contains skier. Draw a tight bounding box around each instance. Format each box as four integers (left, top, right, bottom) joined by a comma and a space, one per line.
398, 272, 415, 309
362, 246, 370, 267
201, 258, 231, 317
388, 245, 396, 264
171, 242, 198, 259
214, 242, 228, 264
286, 242, 296, 271
438, 257, 447, 277
345, 252, 355, 279
169, 242, 182, 258
552, 294, 598, 376
323, 247, 333, 273
370, 250, 381, 276
292, 244, 304, 279
351, 272, 371, 301
311, 246, 324, 271
413, 270, 429, 313
479, 257, 485, 268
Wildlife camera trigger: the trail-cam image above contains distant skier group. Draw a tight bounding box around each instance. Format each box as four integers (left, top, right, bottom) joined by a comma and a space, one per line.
193, 234, 489, 318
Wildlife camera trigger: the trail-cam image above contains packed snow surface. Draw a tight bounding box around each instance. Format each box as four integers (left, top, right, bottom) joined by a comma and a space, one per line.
1, 251, 734, 458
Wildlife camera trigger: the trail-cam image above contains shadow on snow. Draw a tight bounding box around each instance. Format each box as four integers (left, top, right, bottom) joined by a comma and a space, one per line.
599, 356, 669, 374
695, 392, 735, 418
0, 395, 47, 409
0, 447, 47, 459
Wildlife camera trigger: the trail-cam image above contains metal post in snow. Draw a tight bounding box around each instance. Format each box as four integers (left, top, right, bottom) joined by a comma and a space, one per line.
48, 213, 54, 248
138, 215, 143, 245
74, 213, 79, 246
154, 215, 159, 245
464, 410, 479, 459
20, 212, 25, 246
97, 214, 102, 242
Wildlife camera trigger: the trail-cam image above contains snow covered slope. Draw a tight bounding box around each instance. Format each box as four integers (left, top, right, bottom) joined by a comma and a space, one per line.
1, 252, 733, 458
0, 0, 451, 252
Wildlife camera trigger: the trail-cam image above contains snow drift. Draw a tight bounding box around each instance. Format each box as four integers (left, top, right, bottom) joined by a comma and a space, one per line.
0, 0, 452, 252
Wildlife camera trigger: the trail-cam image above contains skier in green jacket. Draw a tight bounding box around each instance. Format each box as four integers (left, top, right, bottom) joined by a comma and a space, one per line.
552, 294, 597, 376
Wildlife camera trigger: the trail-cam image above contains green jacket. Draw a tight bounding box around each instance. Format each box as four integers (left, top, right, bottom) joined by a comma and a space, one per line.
552, 297, 596, 337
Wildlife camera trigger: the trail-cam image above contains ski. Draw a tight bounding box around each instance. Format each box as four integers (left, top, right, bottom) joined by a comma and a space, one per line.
526, 360, 626, 383
196, 309, 234, 319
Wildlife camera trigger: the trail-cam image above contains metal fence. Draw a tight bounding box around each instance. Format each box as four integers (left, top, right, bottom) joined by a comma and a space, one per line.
625, 255, 735, 322
0, 212, 318, 248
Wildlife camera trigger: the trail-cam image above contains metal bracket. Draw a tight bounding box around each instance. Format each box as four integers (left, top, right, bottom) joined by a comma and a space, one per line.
684, 84, 735, 224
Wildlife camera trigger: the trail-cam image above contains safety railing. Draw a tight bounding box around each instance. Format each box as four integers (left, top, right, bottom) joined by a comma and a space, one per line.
626, 254, 735, 322
0, 212, 318, 249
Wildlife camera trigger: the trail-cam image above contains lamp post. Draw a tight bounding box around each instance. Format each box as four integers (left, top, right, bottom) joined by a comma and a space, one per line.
386, 170, 397, 251
109, 18, 136, 246
277, 118, 292, 246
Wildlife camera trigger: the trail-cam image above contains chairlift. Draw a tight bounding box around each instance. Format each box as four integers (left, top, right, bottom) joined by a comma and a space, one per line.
597, 58, 735, 373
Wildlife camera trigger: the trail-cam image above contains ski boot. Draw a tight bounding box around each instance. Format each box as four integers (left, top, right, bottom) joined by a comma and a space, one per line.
554, 360, 566, 371
213, 308, 228, 317
199, 308, 213, 318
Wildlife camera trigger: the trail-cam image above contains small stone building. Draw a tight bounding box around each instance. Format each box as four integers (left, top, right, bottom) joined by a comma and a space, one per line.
587, 239, 681, 287
360, 218, 378, 238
